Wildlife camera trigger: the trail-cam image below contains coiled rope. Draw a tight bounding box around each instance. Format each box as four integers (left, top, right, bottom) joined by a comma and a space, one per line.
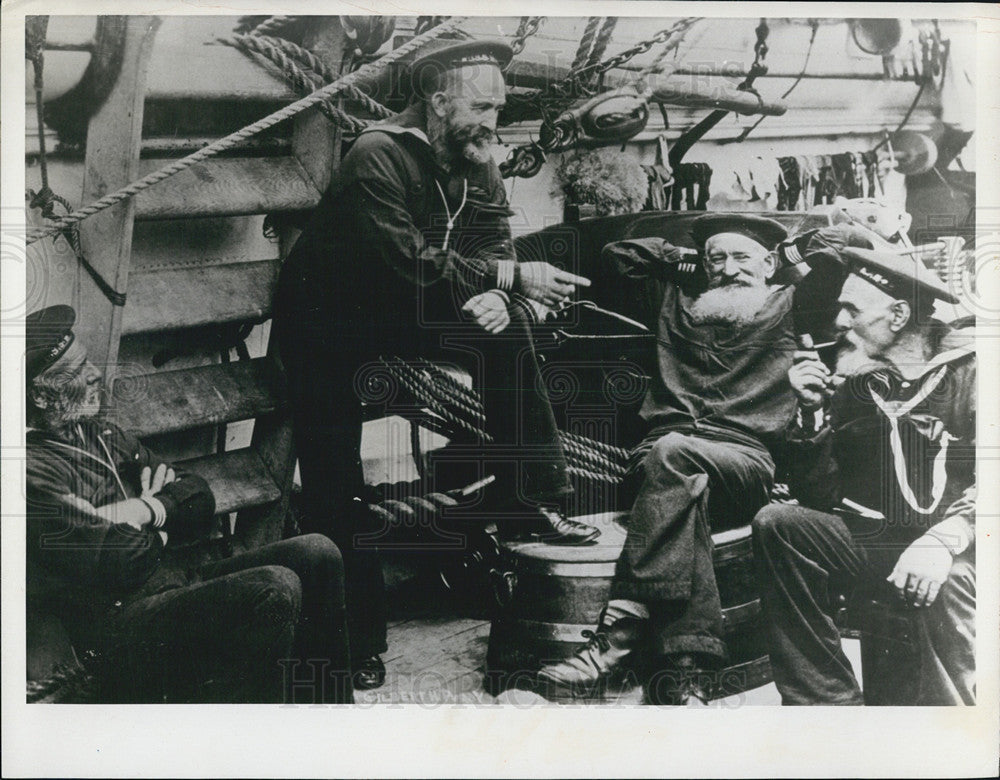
378, 355, 635, 484
248, 15, 298, 37
220, 33, 395, 121
26, 16, 467, 246
221, 34, 368, 134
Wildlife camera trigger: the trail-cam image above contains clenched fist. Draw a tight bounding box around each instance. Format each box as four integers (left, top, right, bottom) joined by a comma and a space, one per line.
462, 291, 511, 334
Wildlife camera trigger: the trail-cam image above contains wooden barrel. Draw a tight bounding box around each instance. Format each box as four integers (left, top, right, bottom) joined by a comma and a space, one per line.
484, 512, 771, 700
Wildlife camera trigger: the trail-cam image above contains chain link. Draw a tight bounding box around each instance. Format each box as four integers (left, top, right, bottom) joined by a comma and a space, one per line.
581, 17, 700, 82
510, 16, 545, 57
505, 17, 701, 124
741, 17, 770, 87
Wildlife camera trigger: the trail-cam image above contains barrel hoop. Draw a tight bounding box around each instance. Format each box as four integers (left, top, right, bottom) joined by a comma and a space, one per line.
720, 598, 761, 627
515, 559, 618, 578
708, 655, 773, 699
507, 523, 752, 569
501, 618, 598, 643
713, 531, 753, 564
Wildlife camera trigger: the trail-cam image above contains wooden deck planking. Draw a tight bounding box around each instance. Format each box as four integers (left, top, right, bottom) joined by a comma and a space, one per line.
357, 619, 491, 705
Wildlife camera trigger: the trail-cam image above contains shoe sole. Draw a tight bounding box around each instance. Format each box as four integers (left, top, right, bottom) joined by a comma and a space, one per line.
526, 530, 600, 546
534, 663, 640, 702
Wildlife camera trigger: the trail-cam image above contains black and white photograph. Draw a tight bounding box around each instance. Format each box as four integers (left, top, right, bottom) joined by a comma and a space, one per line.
2, 2, 998, 777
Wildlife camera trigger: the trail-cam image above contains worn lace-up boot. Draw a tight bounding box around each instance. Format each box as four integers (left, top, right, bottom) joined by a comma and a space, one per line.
643, 653, 713, 706
535, 610, 647, 698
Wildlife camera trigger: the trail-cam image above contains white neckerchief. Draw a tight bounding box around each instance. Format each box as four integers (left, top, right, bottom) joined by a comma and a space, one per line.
434, 178, 468, 251
46, 424, 129, 501
868, 366, 954, 515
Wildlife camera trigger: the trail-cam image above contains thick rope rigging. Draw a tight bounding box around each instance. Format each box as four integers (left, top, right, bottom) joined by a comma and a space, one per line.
235, 34, 395, 119
252, 16, 296, 37
220, 34, 370, 134
26, 16, 467, 246
584, 18, 618, 81
378, 355, 633, 483
571, 17, 603, 73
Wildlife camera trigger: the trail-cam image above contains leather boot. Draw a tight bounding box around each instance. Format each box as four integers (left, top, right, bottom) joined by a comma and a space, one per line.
352, 655, 386, 691
536, 615, 646, 698
643, 653, 712, 705
497, 505, 600, 546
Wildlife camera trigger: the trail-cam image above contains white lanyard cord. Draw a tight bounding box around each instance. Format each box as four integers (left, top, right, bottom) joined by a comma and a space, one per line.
435, 178, 468, 251
48, 425, 129, 501
868, 367, 954, 515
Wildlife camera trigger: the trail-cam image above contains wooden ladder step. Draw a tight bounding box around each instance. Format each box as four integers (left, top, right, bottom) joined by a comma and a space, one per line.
146, 42, 300, 102
122, 259, 278, 335
179, 448, 282, 515
109, 356, 287, 438
133, 156, 321, 220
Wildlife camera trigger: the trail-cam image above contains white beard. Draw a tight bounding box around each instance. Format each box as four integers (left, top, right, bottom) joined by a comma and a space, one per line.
683, 284, 773, 328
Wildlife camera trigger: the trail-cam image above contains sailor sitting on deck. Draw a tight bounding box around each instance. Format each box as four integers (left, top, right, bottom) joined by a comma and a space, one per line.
25, 306, 353, 703
536, 214, 874, 703
752, 246, 975, 705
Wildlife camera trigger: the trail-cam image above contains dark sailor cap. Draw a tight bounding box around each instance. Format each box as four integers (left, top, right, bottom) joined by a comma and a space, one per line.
26, 304, 76, 381
841, 246, 959, 304
690, 213, 789, 251
409, 39, 514, 98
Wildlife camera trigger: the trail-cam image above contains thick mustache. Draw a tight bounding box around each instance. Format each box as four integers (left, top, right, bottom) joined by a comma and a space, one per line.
456, 127, 494, 145
712, 278, 753, 289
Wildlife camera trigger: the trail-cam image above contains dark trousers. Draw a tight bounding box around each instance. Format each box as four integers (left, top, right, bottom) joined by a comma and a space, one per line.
752, 503, 976, 705
276, 294, 569, 656
612, 430, 774, 660
100, 535, 352, 703
417, 296, 572, 509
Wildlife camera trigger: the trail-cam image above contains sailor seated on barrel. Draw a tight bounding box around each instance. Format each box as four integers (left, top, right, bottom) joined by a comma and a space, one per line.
752, 246, 976, 705
25, 306, 353, 703
535, 213, 877, 703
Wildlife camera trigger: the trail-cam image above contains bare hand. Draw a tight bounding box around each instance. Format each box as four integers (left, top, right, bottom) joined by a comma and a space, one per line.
462, 291, 511, 334
887, 535, 954, 607
790, 334, 841, 410
517, 262, 591, 306
62, 493, 152, 530
789, 353, 831, 410
141, 463, 176, 497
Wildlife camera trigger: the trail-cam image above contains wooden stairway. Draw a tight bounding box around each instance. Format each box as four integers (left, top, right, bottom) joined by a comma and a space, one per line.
74, 16, 347, 549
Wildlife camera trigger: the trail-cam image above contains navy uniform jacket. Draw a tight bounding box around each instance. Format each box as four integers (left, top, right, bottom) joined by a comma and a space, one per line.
26, 420, 215, 622
785, 324, 976, 563
275, 104, 516, 353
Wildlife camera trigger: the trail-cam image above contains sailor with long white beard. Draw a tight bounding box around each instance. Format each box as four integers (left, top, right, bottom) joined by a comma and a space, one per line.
683, 233, 780, 328
537, 214, 808, 703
